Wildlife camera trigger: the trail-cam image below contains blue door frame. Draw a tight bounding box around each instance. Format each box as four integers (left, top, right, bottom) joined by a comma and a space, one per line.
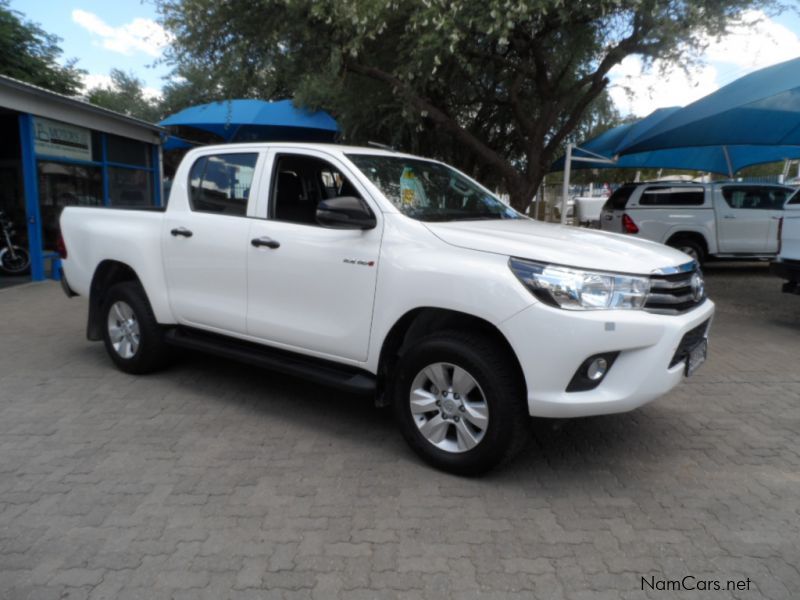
16, 113, 161, 281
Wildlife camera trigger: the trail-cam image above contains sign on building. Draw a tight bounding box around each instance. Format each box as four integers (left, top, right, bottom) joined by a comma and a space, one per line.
33, 117, 92, 162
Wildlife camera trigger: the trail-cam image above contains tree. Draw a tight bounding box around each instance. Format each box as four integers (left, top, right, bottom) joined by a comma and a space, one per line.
86, 69, 163, 122
158, 0, 781, 211
0, 0, 83, 95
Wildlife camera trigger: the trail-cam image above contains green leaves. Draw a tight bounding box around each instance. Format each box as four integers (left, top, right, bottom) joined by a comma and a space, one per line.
156, 0, 782, 210
0, 0, 84, 95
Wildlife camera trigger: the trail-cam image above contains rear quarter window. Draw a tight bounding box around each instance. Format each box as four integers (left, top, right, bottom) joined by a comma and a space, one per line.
639, 186, 705, 206
787, 189, 800, 206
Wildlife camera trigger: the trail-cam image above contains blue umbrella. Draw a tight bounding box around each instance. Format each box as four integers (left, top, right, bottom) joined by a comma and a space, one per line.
160, 99, 339, 143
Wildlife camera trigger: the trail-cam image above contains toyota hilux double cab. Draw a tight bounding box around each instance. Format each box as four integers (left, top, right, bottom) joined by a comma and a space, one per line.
599, 181, 794, 264
59, 143, 714, 474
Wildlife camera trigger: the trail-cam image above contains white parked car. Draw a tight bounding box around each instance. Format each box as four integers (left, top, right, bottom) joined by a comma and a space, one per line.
59, 143, 714, 474
771, 188, 800, 291
599, 181, 794, 264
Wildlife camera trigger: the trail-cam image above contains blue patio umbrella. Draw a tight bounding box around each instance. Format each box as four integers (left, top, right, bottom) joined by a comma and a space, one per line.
160, 99, 339, 144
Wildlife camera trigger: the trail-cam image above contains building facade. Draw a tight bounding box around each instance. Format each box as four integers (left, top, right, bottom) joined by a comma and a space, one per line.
0, 76, 162, 281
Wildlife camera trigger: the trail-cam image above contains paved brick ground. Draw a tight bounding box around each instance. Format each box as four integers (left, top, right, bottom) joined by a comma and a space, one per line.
1, 264, 799, 599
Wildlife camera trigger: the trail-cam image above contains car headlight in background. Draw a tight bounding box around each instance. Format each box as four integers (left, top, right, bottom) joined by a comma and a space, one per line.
509, 258, 650, 310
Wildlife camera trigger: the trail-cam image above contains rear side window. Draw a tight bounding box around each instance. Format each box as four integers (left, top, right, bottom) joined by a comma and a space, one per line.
639, 186, 705, 206
603, 184, 636, 210
722, 186, 790, 210
189, 153, 258, 216
787, 189, 800, 206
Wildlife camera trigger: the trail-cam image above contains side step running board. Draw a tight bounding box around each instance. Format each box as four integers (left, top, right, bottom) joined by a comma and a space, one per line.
164, 328, 376, 395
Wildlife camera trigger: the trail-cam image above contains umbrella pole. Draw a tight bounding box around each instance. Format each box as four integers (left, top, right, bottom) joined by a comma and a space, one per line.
560, 143, 572, 225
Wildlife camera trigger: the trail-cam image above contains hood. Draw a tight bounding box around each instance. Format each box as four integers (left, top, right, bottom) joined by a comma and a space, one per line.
424, 218, 691, 274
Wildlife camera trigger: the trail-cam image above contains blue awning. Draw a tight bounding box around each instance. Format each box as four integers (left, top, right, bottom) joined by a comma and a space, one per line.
160, 99, 339, 143
552, 57, 800, 176
622, 57, 800, 153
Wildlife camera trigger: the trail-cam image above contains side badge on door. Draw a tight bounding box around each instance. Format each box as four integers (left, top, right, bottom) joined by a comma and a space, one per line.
343, 259, 376, 267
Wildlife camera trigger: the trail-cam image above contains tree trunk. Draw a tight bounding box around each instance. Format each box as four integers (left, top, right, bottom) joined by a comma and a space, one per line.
506, 170, 546, 216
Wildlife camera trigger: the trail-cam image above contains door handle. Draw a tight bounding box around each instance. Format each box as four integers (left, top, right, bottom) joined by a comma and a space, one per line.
723, 215, 736, 219
251, 236, 280, 249
170, 227, 193, 237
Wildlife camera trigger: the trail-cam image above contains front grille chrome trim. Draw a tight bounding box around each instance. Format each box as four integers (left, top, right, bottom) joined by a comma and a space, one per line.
645, 265, 705, 315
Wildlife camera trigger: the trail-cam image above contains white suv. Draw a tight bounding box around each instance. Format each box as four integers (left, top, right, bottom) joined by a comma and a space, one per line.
600, 181, 793, 264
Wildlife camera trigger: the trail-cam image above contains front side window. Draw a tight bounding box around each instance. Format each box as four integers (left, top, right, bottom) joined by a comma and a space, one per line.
722, 186, 789, 210
189, 153, 257, 216
347, 154, 521, 222
271, 154, 366, 225
639, 186, 705, 206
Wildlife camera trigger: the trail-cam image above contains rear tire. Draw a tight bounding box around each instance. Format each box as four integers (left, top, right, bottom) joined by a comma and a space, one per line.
391, 330, 529, 475
668, 237, 705, 265
101, 281, 171, 374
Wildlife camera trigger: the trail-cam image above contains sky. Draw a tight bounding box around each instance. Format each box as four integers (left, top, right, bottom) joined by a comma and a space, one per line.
9, 1, 800, 116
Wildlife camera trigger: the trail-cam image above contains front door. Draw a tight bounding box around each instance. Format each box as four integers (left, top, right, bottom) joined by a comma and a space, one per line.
163, 151, 261, 333
246, 150, 382, 362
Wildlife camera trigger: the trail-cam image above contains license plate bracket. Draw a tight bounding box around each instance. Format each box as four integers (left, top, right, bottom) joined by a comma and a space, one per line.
685, 339, 708, 377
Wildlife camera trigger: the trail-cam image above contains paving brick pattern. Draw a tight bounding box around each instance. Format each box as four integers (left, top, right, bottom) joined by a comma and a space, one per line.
1, 264, 799, 599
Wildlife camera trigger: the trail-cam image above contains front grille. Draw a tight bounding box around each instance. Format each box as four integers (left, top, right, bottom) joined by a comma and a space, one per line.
669, 319, 711, 368
645, 268, 705, 314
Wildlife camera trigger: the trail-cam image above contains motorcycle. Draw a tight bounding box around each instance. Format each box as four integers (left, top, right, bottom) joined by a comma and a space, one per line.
0, 210, 31, 275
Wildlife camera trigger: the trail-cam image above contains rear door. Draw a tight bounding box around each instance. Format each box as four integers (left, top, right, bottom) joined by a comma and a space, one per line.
717, 186, 786, 253
163, 150, 262, 333
245, 148, 382, 362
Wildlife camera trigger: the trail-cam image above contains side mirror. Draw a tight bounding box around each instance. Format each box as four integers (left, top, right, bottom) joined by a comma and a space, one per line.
316, 196, 376, 230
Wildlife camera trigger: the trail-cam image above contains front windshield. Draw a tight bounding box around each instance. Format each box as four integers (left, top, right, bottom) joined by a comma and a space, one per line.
347, 154, 522, 222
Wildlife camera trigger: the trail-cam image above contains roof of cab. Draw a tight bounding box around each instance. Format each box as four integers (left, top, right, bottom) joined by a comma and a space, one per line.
187, 141, 425, 160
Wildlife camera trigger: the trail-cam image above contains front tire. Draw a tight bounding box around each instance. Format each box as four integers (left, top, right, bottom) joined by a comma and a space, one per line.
392, 330, 529, 475
101, 281, 171, 374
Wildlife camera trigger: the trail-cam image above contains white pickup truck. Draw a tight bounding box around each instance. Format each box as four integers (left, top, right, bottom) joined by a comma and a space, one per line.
770, 188, 800, 292
599, 181, 794, 264
60, 143, 714, 474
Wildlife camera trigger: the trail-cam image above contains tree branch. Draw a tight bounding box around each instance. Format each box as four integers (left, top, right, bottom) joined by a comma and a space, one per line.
343, 58, 519, 182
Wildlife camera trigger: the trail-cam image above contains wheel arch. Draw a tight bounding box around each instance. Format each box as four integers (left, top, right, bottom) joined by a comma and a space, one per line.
666, 230, 710, 256
375, 307, 525, 407
87, 260, 145, 341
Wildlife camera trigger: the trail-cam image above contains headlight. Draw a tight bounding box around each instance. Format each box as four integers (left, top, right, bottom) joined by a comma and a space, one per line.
509, 258, 650, 310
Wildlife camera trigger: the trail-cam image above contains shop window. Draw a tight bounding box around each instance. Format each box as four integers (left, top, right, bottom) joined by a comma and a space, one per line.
37, 161, 102, 250
107, 135, 151, 168
109, 168, 154, 207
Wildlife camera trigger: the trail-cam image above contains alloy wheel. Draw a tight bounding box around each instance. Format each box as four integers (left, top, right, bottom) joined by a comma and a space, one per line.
409, 362, 489, 453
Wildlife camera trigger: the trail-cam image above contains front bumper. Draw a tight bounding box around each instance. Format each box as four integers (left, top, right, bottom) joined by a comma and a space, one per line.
499, 299, 715, 418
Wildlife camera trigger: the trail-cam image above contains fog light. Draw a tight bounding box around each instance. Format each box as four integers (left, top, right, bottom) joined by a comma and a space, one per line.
586, 357, 608, 381
566, 352, 619, 392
